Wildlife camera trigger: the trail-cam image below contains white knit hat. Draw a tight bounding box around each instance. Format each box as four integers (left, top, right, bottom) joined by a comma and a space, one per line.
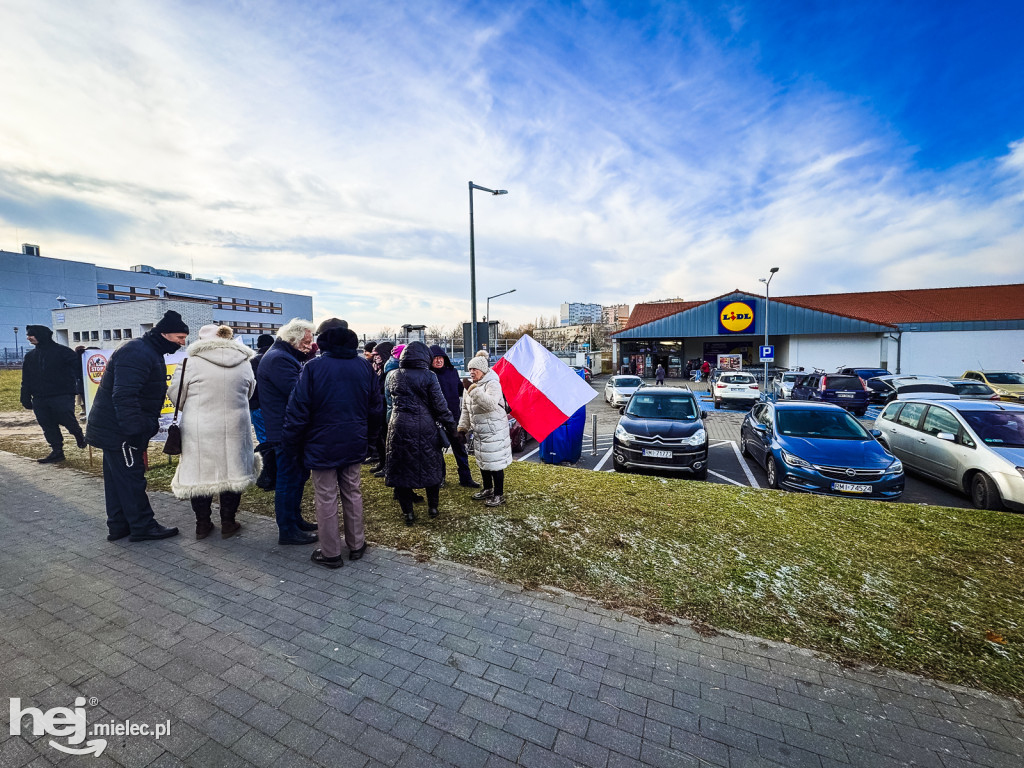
466, 350, 490, 372
198, 324, 233, 341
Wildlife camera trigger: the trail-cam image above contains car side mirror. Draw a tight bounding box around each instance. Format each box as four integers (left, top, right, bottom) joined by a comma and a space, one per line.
936, 432, 956, 442
753, 422, 767, 432
869, 429, 882, 438
700, 410, 709, 418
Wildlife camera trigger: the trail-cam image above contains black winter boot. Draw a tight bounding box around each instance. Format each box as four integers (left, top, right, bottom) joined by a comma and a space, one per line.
219, 493, 242, 539
38, 450, 65, 464
190, 497, 215, 539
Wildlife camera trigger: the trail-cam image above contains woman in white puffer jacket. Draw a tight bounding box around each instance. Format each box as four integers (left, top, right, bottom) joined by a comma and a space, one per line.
458, 351, 512, 506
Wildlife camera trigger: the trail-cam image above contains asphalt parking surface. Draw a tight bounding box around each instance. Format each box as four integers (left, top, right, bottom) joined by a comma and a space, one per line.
512, 378, 977, 510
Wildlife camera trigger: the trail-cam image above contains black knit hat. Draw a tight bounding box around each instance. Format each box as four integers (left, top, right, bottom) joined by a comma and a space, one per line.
153, 310, 189, 335
315, 317, 348, 335
26, 324, 51, 338
256, 333, 275, 349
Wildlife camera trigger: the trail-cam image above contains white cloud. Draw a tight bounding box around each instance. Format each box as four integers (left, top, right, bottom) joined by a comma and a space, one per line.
1, 0, 1022, 334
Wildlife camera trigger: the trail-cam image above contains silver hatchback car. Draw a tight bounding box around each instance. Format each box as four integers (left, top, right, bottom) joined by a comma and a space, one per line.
873, 399, 1024, 511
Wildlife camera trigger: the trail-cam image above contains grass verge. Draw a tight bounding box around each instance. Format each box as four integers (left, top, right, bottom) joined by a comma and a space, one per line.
1, 375, 1021, 699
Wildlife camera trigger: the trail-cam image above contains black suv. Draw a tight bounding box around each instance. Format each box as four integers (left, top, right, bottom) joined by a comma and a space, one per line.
612, 387, 708, 478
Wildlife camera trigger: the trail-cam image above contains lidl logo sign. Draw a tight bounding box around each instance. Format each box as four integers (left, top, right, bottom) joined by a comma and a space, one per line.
718, 300, 755, 334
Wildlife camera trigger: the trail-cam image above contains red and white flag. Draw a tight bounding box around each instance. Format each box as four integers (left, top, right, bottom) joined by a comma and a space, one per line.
492, 335, 597, 443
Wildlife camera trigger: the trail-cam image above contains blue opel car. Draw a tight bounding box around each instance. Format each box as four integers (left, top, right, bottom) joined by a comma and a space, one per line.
740, 401, 904, 500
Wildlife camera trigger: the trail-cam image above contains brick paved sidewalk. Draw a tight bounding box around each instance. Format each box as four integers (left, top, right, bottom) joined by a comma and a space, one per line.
1, 452, 1021, 768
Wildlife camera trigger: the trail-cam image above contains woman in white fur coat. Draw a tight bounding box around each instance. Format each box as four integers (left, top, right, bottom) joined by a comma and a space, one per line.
458, 351, 512, 507
168, 324, 258, 539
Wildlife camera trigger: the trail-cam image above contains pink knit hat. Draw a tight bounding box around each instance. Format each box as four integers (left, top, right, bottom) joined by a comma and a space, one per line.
392, 344, 406, 359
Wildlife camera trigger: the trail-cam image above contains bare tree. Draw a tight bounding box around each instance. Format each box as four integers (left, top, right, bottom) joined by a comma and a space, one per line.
427, 324, 448, 341
377, 326, 395, 341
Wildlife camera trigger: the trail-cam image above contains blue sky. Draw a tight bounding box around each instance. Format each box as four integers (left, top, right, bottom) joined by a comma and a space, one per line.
1, 0, 1022, 333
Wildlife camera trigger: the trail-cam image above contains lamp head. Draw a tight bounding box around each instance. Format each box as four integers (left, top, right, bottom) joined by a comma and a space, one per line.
770, 266, 780, 274
493, 190, 508, 195
758, 278, 767, 284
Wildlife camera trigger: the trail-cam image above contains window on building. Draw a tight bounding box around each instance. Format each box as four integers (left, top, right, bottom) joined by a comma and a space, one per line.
73, 332, 81, 342
123, 329, 132, 339
103, 330, 111, 341
113, 329, 122, 340
90, 331, 99, 341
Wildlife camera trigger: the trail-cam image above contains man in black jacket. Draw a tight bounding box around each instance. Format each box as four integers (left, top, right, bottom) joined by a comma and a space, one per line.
85, 311, 189, 542
21, 325, 85, 463
257, 318, 318, 545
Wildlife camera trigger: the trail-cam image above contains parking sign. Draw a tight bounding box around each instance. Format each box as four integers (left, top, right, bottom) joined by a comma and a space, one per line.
759, 345, 774, 362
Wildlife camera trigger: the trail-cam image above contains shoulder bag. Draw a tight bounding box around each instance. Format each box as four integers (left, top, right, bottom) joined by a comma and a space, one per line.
163, 358, 187, 456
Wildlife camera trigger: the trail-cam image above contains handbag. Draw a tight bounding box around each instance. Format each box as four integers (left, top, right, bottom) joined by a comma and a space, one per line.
163, 358, 187, 456
438, 422, 451, 450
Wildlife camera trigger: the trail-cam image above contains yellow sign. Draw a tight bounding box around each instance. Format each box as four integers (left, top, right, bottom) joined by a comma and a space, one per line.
719, 301, 755, 333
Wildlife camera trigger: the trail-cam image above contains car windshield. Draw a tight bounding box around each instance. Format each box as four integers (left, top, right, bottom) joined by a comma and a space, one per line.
721, 374, 753, 384
960, 411, 1024, 447
985, 372, 1024, 385
823, 376, 863, 390
776, 409, 870, 439
781, 373, 801, 382
626, 394, 698, 420
612, 376, 642, 387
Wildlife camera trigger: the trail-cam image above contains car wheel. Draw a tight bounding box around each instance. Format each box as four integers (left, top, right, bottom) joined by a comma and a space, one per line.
714, 398, 722, 408
740, 434, 751, 457
854, 409, 867, 417
971, 473, 1003, 511
512, 430, 526, 453
692, 466, 708, 481
765, 456, 779, 489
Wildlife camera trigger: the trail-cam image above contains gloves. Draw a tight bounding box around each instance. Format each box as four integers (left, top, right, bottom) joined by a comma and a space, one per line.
456, 430, 468, 446
21, 397, 32, 410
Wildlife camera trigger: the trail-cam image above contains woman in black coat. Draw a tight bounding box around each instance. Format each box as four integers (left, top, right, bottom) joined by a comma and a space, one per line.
385, 342, 458, 525
429, 344, 479, 487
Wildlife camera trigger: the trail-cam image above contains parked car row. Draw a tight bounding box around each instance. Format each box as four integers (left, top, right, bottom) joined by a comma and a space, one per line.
769, 367, 1024, 413
607, 376, 1024, 511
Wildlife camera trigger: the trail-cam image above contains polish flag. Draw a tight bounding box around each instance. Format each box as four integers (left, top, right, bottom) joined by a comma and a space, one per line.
492, 335, 597, 442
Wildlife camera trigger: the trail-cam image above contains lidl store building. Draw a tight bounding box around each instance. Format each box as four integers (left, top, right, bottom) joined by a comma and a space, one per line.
611, 284, 1024, 379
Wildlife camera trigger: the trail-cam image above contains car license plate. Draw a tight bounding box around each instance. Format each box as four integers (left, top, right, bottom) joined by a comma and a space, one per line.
643, 449, 672, 459
729, 387, 746, 392
837, 392, 854, 398
832, 482, 871, 493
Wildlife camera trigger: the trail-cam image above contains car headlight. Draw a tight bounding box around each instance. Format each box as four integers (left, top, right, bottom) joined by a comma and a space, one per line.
614, 424, 633, 444
889, 459, 903, 474
780, 449, 811, 468
683, 428, 707, 446
1016, 467, 1024, 480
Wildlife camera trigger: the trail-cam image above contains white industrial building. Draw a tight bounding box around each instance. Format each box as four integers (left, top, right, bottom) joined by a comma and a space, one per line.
1, 245, 313, 354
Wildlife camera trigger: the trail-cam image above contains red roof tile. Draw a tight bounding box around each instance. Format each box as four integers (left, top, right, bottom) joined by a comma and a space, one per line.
620, 301, 702, 331
779, 284, 1024, 325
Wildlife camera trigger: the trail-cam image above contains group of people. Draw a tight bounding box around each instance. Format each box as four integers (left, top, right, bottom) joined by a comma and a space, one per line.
22, 310, 515, 568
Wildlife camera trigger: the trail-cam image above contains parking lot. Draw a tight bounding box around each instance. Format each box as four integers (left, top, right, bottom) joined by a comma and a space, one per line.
512, 378, 977, 510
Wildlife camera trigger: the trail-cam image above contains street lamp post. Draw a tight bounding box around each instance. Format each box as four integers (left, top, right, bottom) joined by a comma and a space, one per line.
759, 267, 780, 393
13, 326, 19, 360
485, 288, 516, 351
468, 181, 507, 363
